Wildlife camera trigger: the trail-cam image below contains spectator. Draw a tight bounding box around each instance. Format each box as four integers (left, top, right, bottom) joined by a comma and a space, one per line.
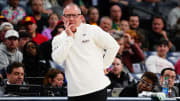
39, 21, 65, 71
99, 16, 113, 34
145, 39, 174, 74
18, 31, 32, 52
112, 33, 125, 58
148, 16, 175, 51
1, 0, 26, 24
40, 21, 65, 62
0, 22, 14, 42
0, 30, 23, 77
119, 19, 130, 32
22, 40, 49, 77
22, 16, 48, 45
110, 4, 122, 31
6, 62, 25, 85
158, 68, 179, 97
43, 68, 67, 96
0, 15, 8, 25
119, 72, 158, 97
122, 30, 145, 73
131, 0, 178, 30
41, 13, 59, 40
167, 0, 180, 29
87, 7, 99, 25
43, 68, 65, 88
129, 15, 149, 51
28, 0, 48, 33
107, 56, 135, 89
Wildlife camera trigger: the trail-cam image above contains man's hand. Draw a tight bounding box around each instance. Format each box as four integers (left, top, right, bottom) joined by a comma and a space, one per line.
64, 20, 74, 36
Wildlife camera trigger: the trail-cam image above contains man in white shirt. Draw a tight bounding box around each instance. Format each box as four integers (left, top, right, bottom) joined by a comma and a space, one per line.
145, 40, 174, 73
51, 3, 119, 101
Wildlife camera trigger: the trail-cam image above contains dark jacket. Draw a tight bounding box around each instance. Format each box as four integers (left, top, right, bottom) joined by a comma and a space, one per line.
119, 83, 138, 97
107, 71, 135, 89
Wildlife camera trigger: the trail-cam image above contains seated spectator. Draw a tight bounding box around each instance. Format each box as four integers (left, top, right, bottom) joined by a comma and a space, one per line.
148, 16, 175, 51
27, 0, 48, 33
1, 0, 26, 24
23, 40, 49, 77
167, 1, 180, 29
43, 68, 67, 96
112, 32, 124, 57
157, 68, 179, 97
119, 72, 158, 97
39, 21, 64, 63
145, 39, 174, 74
0, 30, 23, 78
22, 16, 48, 45
18, 31, 32, 52
121, 30, 145, 73
119, 19, 130, 32
41, 13, 59, 40
0, 15, 8, 25
99, 16, 113, 34
110, 4, 122, 31
5, 62, 25, 85
128, 15, 149, 51
3, 62, 26, 96
0, 22, 14, 42
87, 7, 99, 25
107, 56, 135, 89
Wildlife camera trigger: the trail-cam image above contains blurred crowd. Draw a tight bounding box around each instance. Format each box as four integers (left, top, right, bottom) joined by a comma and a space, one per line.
0, 0, 180, 98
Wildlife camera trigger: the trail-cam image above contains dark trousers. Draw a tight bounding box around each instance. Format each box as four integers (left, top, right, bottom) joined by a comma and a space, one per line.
68, 88, 107, 101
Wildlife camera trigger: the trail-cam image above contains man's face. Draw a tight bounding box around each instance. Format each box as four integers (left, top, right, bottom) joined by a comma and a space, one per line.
129, 16, 139, 29
26, 23, 37, 34
100, 18, 112, 32
110, 5, 122, 21
7, 67, 24, 85
157, 44, 169, 57
4, 37, 19, 50
62, 5, 82, 32
9, 0, 19, 8
31, 0, 43, 14
137, 77, 153, 93
152, 18, 164, 33
160, 70, 176, 88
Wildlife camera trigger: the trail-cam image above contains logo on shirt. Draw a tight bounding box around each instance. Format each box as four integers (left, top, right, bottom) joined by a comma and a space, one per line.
82, 40, 90, 43
82, 33, 90, 43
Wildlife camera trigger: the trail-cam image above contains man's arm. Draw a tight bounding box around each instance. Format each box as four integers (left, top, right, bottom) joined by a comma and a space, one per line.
92, 26, 119, 69
51, 34, 74, 65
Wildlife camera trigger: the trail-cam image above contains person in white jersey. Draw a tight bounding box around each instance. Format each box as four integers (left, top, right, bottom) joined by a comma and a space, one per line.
51, 3, 119, 101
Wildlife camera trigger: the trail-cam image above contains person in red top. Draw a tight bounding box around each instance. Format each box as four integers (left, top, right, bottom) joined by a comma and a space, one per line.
22, 16, 48, 45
